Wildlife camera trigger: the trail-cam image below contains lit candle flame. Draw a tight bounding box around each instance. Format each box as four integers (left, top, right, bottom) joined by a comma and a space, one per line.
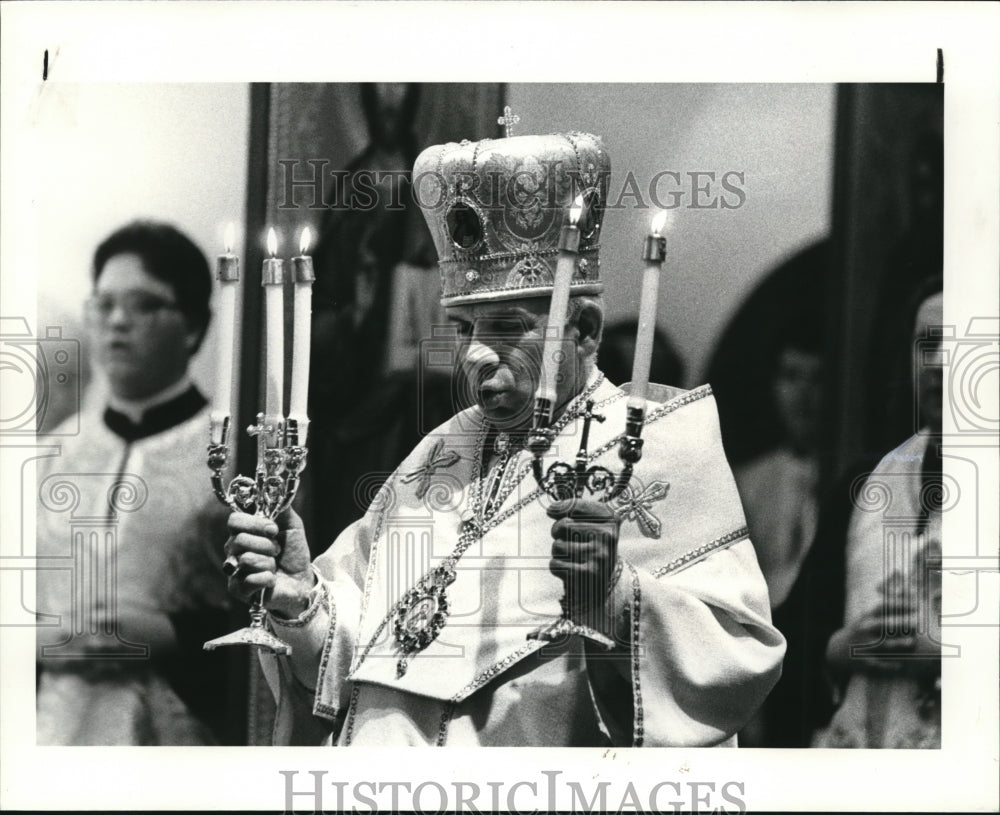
651, 210, 669, 236
267, 227, 278, 257
224, 223, 236, 254
569, 194, 585, 226
299, 226, 312, 256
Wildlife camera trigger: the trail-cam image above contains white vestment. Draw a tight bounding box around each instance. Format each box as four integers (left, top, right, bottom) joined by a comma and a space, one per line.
262, 376, 785, 746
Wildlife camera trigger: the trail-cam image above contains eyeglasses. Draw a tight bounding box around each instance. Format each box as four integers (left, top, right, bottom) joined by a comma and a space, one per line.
85, 291, 181, 322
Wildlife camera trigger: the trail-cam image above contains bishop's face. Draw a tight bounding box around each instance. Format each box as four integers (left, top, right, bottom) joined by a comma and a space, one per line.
87, 253, 198, 400
447, 298, 582, 432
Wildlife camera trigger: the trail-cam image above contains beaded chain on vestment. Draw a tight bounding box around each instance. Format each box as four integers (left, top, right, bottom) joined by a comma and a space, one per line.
392, 373, 607, 677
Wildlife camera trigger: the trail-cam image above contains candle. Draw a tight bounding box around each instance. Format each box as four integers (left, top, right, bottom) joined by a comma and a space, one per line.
628, 210, 669, 413
212, 223, 240, 442
262, 228, 285, 421
288, 226, 315, 441
536, 194, 584, 422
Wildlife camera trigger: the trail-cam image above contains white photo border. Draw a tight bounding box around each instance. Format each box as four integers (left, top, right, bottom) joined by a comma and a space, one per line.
1, 2, 997, 812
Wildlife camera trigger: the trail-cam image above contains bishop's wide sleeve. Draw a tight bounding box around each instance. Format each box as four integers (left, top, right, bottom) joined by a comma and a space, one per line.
592, 539, 785, 747
258, 515, 372, 745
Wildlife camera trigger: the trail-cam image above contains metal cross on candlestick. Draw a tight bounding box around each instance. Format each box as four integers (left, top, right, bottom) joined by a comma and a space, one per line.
526, 398, 645, 649
528, 399, 637, 503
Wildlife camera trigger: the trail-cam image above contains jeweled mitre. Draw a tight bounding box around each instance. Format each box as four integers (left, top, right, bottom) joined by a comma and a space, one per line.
413, 131, 611, 306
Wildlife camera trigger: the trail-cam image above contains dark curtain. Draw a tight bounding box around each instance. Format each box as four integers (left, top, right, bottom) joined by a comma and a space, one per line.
829, 83, 944, 475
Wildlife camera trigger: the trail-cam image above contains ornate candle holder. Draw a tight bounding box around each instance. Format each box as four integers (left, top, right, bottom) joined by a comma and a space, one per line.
526, 398, 645, 649
203, 414, 308, 654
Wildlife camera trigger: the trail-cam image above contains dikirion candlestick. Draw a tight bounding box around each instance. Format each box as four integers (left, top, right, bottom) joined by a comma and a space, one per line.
524, 209, 669, 649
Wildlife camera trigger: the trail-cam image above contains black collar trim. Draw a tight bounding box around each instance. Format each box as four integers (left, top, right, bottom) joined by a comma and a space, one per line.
103, 386, 208, 442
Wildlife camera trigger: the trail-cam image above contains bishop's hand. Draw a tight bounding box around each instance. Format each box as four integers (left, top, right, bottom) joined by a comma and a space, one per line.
224, 508, 315, 619
547, 498, 622, 630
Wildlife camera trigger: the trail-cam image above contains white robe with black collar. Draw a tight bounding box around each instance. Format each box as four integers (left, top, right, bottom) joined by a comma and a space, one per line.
34, 388, 231, 745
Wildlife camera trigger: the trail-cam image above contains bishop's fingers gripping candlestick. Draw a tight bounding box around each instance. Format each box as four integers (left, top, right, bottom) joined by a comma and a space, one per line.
205, 410, 308, 654
527, 397, 642, 649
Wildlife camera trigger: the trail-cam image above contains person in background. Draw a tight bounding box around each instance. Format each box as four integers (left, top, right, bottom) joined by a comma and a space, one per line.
35, 220, 231, 745
734, 315, 824, 614
815, 289, 944, 748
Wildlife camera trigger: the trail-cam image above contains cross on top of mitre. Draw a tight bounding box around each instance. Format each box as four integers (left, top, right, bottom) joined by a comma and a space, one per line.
497, 105, 520, 138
